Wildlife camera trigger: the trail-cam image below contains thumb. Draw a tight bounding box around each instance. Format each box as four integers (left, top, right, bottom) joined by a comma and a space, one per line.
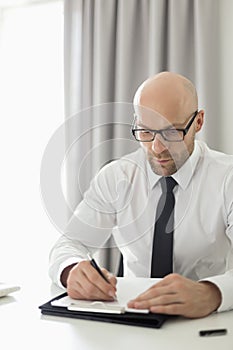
101, 268, 117, 288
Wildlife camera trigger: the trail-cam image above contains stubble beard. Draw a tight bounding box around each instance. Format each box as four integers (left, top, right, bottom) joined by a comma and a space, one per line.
147, 151, 177, 176
146, 138, 195, 176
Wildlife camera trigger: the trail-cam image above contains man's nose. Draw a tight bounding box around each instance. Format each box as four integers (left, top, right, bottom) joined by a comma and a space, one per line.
151, 133, 167, 153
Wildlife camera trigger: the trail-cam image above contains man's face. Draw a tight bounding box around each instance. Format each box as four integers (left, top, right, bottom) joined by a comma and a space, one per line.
135, 110, 197, 176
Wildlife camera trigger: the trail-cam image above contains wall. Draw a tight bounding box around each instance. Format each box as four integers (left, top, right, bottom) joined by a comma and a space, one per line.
0, 0, 64, 289
219, 0, 233, 154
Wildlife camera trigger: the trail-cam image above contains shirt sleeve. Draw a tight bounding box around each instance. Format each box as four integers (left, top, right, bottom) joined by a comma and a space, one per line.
201, 166, 233, 312
49, 164, 118, 286
201, 271, 233, 312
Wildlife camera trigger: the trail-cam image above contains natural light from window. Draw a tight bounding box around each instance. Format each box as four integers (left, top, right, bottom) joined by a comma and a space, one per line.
0, 0, 64, 289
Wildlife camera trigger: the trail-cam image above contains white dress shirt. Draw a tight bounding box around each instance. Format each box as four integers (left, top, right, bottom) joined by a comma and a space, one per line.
49, 140, 233, 312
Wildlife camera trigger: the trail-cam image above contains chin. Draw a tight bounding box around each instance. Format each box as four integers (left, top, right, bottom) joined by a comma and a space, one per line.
149, 161, 177, 176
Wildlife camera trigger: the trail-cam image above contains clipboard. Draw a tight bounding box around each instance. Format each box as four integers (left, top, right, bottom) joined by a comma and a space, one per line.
39, 293, 170, 328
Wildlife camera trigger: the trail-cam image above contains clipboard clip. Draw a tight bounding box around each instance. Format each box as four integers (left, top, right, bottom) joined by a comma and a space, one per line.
68, 301, 125, 314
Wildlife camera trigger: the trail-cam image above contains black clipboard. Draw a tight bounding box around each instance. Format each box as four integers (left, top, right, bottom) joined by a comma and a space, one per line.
39, 293, 170, 328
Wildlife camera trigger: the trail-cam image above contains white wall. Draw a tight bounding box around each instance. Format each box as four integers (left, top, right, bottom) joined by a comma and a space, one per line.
0, 0, 64, 290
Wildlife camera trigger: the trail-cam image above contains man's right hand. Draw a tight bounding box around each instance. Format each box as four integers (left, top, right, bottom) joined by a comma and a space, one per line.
62, 261, 117, 300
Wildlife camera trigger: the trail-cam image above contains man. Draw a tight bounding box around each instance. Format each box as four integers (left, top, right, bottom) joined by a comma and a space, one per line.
49, 72, 233, 318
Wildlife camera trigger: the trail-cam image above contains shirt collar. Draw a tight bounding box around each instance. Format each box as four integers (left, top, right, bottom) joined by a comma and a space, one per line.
146, 140, 201, 190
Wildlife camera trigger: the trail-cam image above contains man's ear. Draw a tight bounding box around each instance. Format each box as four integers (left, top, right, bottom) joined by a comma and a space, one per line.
195, 110, 204, 132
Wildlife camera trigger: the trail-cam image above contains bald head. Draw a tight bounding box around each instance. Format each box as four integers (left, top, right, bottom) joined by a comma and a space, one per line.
134, 72, 198, 125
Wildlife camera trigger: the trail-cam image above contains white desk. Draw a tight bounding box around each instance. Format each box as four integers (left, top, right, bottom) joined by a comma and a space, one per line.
1, 281, 232, 350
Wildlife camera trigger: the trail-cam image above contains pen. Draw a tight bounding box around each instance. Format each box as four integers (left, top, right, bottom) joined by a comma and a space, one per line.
199, 328, 227, 337
87, 253, 110, 284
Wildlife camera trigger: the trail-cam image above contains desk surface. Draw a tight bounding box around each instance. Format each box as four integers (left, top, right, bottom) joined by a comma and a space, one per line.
1, 280, 232, 350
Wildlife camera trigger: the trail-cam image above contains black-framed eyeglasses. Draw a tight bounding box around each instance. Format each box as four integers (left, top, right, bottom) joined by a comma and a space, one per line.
131, 110, 198, 142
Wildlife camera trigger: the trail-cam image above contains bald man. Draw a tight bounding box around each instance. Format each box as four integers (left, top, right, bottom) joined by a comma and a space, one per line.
49, 72, 233, 318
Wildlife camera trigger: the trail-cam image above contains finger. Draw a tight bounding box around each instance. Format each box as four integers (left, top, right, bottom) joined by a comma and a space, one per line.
138, 274, 183, 298
130, 285, 176, 304
83, 277, 115, 300
67, 285, 82, 299
150, 303, 184, 315
127, 283, 180, 309
70, 279, 113, 301
101, 268, 117, 288
67, 267, 93, 299
83, 264, 116, 299
129, 294, 183, 310
127, 290, 158, 307
67, 279, 88, 299
68, 261, 115, 300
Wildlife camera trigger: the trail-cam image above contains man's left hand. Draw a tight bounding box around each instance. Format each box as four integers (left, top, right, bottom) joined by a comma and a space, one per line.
127, 273, 222, 318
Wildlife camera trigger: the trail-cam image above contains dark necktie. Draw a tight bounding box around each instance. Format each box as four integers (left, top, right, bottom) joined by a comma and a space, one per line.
151, 177, 177, 278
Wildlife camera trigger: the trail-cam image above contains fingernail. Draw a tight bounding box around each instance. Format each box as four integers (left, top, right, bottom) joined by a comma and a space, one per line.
108, 290, 116, 297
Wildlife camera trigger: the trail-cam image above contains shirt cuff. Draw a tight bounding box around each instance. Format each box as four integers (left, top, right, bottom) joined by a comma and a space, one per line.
201, 273, 233, 312
56, 257, 81, 289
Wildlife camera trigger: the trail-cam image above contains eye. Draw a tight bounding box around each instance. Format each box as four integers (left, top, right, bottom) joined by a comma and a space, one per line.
133, 129, 154, 141
164, 129, 177, 135
162, 128, 183, 141
140, 130, 152, 135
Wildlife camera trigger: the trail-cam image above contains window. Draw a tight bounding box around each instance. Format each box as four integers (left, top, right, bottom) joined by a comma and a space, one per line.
0, 0, 64, 288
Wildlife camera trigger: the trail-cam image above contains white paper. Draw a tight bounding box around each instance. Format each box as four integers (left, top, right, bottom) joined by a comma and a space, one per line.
52, 277, 160, 314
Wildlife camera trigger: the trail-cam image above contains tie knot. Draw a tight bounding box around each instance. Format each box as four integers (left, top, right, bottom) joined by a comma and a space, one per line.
160, 177, 177, 193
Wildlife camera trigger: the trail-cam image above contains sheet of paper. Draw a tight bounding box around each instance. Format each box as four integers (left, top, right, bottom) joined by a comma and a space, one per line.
52, 277, 161, 313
